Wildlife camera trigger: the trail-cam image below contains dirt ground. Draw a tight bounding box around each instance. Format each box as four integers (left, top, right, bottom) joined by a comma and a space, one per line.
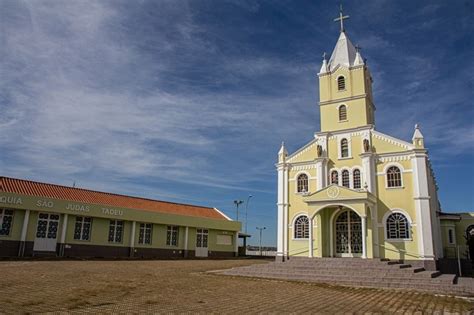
0, 258, 473, 314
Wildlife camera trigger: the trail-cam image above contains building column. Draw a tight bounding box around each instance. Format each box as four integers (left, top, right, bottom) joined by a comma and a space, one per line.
360, 152, 376, 193
184, 226, 189, 258
361, 215, 367, 259
315, 157, 328, 191
370, 205, 380, 258
18, 209, 30, 257
276, 163, 288, 262
283, 167, 289, 259
412, 151, 435, 260
59, 213, 68, 257
129, 221, 136, 258
308, 217, 313, 258
234, 231, 239, 257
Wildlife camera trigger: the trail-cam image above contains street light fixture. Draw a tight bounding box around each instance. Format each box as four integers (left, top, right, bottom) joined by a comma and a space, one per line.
256, 226, 266, 256
233, 200, 243, 222
244, 195, 252, 234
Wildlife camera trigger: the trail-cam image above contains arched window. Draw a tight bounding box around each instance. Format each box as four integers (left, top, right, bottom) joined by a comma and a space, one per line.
297, 174, 309, 193
337, 76, 345, 90
387, 166, 402, 187
294, 215, 309, 239
386, 213, 409, 239
342, 170, 350, 188
353, 169, 361, 189
341, 138, 349, 158
339, 105, 347, 121
331, 170, 339, 185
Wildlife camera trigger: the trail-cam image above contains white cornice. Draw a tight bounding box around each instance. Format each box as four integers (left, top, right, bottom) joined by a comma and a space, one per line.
319, 94, 367, 106
286, 139, 317, 163
315, 125, 373, 139
372, 130, 414, 150
290, 164, 317, 171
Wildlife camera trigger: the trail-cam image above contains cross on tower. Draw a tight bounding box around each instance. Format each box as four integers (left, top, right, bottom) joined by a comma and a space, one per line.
334, 4, 350, 33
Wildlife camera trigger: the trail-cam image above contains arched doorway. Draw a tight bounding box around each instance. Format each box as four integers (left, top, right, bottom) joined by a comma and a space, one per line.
334, 209, 362, 257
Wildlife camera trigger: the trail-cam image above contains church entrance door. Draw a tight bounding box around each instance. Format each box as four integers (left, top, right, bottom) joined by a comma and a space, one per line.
335, 210, 362, 257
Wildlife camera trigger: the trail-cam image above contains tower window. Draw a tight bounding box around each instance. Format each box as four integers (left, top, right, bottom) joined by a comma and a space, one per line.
341, 138, 349, 158
342, 170, 350, 188
331, 170, 339, 185
339, 105, 347, 121
353, 169, 361, 189
386, 166, 402, 188
337, 76, 345, 90
297, 174, 309, 193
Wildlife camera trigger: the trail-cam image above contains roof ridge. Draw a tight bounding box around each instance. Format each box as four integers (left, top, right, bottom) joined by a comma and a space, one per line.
0, 176, 214, 210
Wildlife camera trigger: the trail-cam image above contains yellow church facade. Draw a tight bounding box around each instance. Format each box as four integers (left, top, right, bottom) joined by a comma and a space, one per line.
276, 23, 444, 269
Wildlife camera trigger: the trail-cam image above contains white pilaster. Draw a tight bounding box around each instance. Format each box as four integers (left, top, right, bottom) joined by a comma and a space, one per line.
20, 210, 30, 242
234, 231, 239, 256
130, 221, 136, 257
361, 153, 376, 193
308, 217, 313, 258
18, 210, 30, 257
315, 158, 328, 191
276, 163, 285, 260
60, 214, 68, 244
184, 226, 189, 251
371, 205, 380, 258
412, 151, 434, 259
283, 166, 289, 258
361, 215, 367, 259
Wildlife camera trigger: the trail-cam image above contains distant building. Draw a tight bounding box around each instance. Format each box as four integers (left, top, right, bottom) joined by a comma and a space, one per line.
275, 12, 472, 270
0, 176, 240, 258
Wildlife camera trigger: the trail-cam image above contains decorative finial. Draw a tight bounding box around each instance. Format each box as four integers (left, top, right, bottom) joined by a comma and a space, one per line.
415, 123, 419, 129
322, 52, 327, 60
334, 4, 350, 32
355, 45, 361, 53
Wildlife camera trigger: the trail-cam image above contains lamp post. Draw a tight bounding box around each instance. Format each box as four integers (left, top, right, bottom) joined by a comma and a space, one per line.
244, 195, 252, 234
256, 226, 266, 256
233, 200, 243, 223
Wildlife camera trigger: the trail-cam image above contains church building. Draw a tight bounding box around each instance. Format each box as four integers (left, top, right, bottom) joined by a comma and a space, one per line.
276, 11, 451, 270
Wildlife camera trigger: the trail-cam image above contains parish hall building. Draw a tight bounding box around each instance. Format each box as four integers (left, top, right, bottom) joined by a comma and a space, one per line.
275, 18, 473, 270
0, 176, 240, 258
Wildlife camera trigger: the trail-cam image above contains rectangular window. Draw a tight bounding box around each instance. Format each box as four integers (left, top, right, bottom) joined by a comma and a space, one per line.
216, 234, 232, 245
166, 226, 179, 246
0, 209, 14, 236
448, 229, 454, 245
108, 220, 123, 243
138, 223, 153, 245
74, 216, 92, 241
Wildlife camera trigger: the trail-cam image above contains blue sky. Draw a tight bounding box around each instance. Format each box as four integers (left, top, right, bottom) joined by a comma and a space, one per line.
1, 0, 473, 246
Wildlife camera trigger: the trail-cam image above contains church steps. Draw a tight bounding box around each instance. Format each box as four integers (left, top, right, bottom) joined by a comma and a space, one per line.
234, 264, 439, 276
215, 259, 472, 296
220, 272, 465, 295
223, 269, 454, 284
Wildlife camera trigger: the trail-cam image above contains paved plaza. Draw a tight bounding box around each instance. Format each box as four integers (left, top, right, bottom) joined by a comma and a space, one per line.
0, 259, 473, 314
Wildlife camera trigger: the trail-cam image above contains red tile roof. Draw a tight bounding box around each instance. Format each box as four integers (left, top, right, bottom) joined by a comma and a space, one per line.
0, 176, 229, 220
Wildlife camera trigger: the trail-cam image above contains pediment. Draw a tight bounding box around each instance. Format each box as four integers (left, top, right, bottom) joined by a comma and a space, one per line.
302, 185, 376, 204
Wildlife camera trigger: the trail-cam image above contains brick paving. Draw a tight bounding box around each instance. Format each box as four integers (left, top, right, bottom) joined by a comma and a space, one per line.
0, 259, 472, 314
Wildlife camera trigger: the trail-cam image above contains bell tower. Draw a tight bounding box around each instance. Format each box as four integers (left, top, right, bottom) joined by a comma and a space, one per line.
318, 7, 375, 132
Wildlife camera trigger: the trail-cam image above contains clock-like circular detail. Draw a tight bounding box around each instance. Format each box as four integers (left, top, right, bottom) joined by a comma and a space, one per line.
327, 186, 340, 198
